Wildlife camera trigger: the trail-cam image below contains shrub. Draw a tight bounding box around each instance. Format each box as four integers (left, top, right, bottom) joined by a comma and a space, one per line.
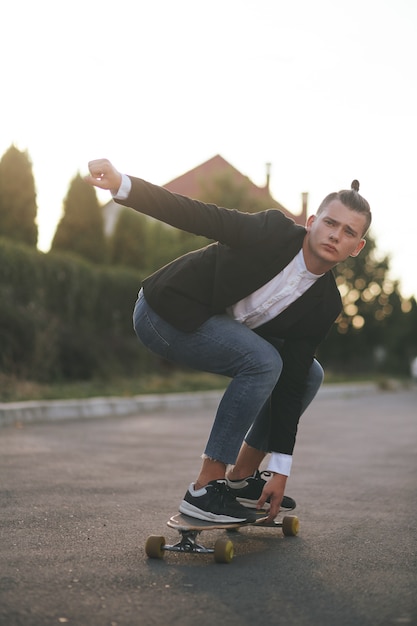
0, 238, 150, 382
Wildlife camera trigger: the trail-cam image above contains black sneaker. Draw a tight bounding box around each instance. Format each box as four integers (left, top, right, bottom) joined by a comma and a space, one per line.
179, 479, 258, 523
227, 470, 296, 512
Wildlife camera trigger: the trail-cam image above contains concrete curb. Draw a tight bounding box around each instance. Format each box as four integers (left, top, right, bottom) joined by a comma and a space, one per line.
0, 391, 223, 428
0, 384, 381, 428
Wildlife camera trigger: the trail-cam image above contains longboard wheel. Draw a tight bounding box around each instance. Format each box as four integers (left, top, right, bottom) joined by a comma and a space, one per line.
214, 537, 234, 563
282, 515, 299, 536
145, 535, 166, 559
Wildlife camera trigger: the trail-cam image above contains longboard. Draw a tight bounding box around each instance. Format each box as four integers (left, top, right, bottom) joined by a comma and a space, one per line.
145, 511, 299, 563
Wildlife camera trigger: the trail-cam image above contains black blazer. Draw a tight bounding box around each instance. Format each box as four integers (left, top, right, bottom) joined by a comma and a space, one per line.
117, 176, 342, 455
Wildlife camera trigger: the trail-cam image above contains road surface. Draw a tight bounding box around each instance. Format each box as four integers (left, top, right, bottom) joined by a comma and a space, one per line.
1, 385, 416, 625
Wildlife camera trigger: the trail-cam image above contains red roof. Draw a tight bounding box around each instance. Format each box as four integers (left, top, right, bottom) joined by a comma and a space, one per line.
163, 154, 306, 225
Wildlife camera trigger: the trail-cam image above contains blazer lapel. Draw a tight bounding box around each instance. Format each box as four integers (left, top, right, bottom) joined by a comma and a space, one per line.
266, 273, 331, 333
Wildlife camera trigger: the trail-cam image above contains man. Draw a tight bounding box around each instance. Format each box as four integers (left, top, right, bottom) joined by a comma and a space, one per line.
85, 159, 371, 523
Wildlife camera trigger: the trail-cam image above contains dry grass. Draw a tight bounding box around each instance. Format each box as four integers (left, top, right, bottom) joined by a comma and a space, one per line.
0, 371, 227, 403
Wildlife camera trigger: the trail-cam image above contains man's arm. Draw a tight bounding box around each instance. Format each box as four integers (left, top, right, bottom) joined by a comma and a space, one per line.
268, 337, 320, 455
85, 159, 291, 250
256, 338, 319, 522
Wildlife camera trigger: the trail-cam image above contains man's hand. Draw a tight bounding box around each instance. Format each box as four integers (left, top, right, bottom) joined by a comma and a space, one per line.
257, 472, 287, 523
84, 159, 122, 195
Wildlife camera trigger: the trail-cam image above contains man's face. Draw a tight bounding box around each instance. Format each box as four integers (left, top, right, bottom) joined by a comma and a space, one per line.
303, 199, 367, 273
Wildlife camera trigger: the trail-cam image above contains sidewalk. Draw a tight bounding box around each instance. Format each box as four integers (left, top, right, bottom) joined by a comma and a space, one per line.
0, 383, 379, 428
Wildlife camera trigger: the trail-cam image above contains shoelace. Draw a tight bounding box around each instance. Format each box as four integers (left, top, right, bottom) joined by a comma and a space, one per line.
211, 480, 238, 505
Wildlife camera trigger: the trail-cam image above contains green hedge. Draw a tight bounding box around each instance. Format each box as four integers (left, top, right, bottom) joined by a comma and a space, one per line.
0, 238, 154, 382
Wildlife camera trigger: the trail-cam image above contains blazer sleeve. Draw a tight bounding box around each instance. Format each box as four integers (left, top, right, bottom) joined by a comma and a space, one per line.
116, 176, 295, 248
267, 336, 321, 455
262, 277, 342, 456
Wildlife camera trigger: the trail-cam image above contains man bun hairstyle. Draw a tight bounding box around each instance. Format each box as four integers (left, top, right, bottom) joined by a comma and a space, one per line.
317, 179, 372, 235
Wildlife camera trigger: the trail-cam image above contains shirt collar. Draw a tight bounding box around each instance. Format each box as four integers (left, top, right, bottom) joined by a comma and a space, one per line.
298, 249, 324, 279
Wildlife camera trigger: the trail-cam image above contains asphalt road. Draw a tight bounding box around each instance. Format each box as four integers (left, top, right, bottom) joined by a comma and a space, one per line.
1, 386, 416, 626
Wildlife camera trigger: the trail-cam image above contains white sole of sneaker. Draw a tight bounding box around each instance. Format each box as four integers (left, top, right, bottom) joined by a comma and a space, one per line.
179, 500, 252, 524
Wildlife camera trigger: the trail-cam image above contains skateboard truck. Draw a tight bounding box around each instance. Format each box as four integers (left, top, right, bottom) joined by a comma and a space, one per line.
146, 529, 235, 563
166, 529, 224, 556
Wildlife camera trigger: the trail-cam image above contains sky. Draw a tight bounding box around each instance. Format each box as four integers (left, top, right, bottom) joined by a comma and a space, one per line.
2, 0, 416, 298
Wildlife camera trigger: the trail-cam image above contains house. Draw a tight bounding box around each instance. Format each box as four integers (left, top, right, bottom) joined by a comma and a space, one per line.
102, 155, 307, 236
164, 154, 307, 225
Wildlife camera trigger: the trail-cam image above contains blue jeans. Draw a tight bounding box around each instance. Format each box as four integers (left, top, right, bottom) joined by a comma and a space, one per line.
133, 292, 323, 465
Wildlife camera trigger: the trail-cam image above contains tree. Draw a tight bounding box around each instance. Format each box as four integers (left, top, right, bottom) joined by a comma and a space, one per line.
51, 174, 107, 264
199, 172, 272, 212
110, 208, 149, 269
146, 220, 187, 270
318, 231, 413, 374
0, 145, 38, 246
110, 208, 212, 273
382, 294, 417, 375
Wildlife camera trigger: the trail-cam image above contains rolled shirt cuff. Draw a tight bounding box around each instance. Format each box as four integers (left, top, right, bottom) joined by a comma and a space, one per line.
112, 173, 132, 200
266, 452, 293, 476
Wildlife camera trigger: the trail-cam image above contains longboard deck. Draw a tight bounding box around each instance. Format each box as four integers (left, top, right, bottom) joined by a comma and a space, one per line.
168, 512, 281, 531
